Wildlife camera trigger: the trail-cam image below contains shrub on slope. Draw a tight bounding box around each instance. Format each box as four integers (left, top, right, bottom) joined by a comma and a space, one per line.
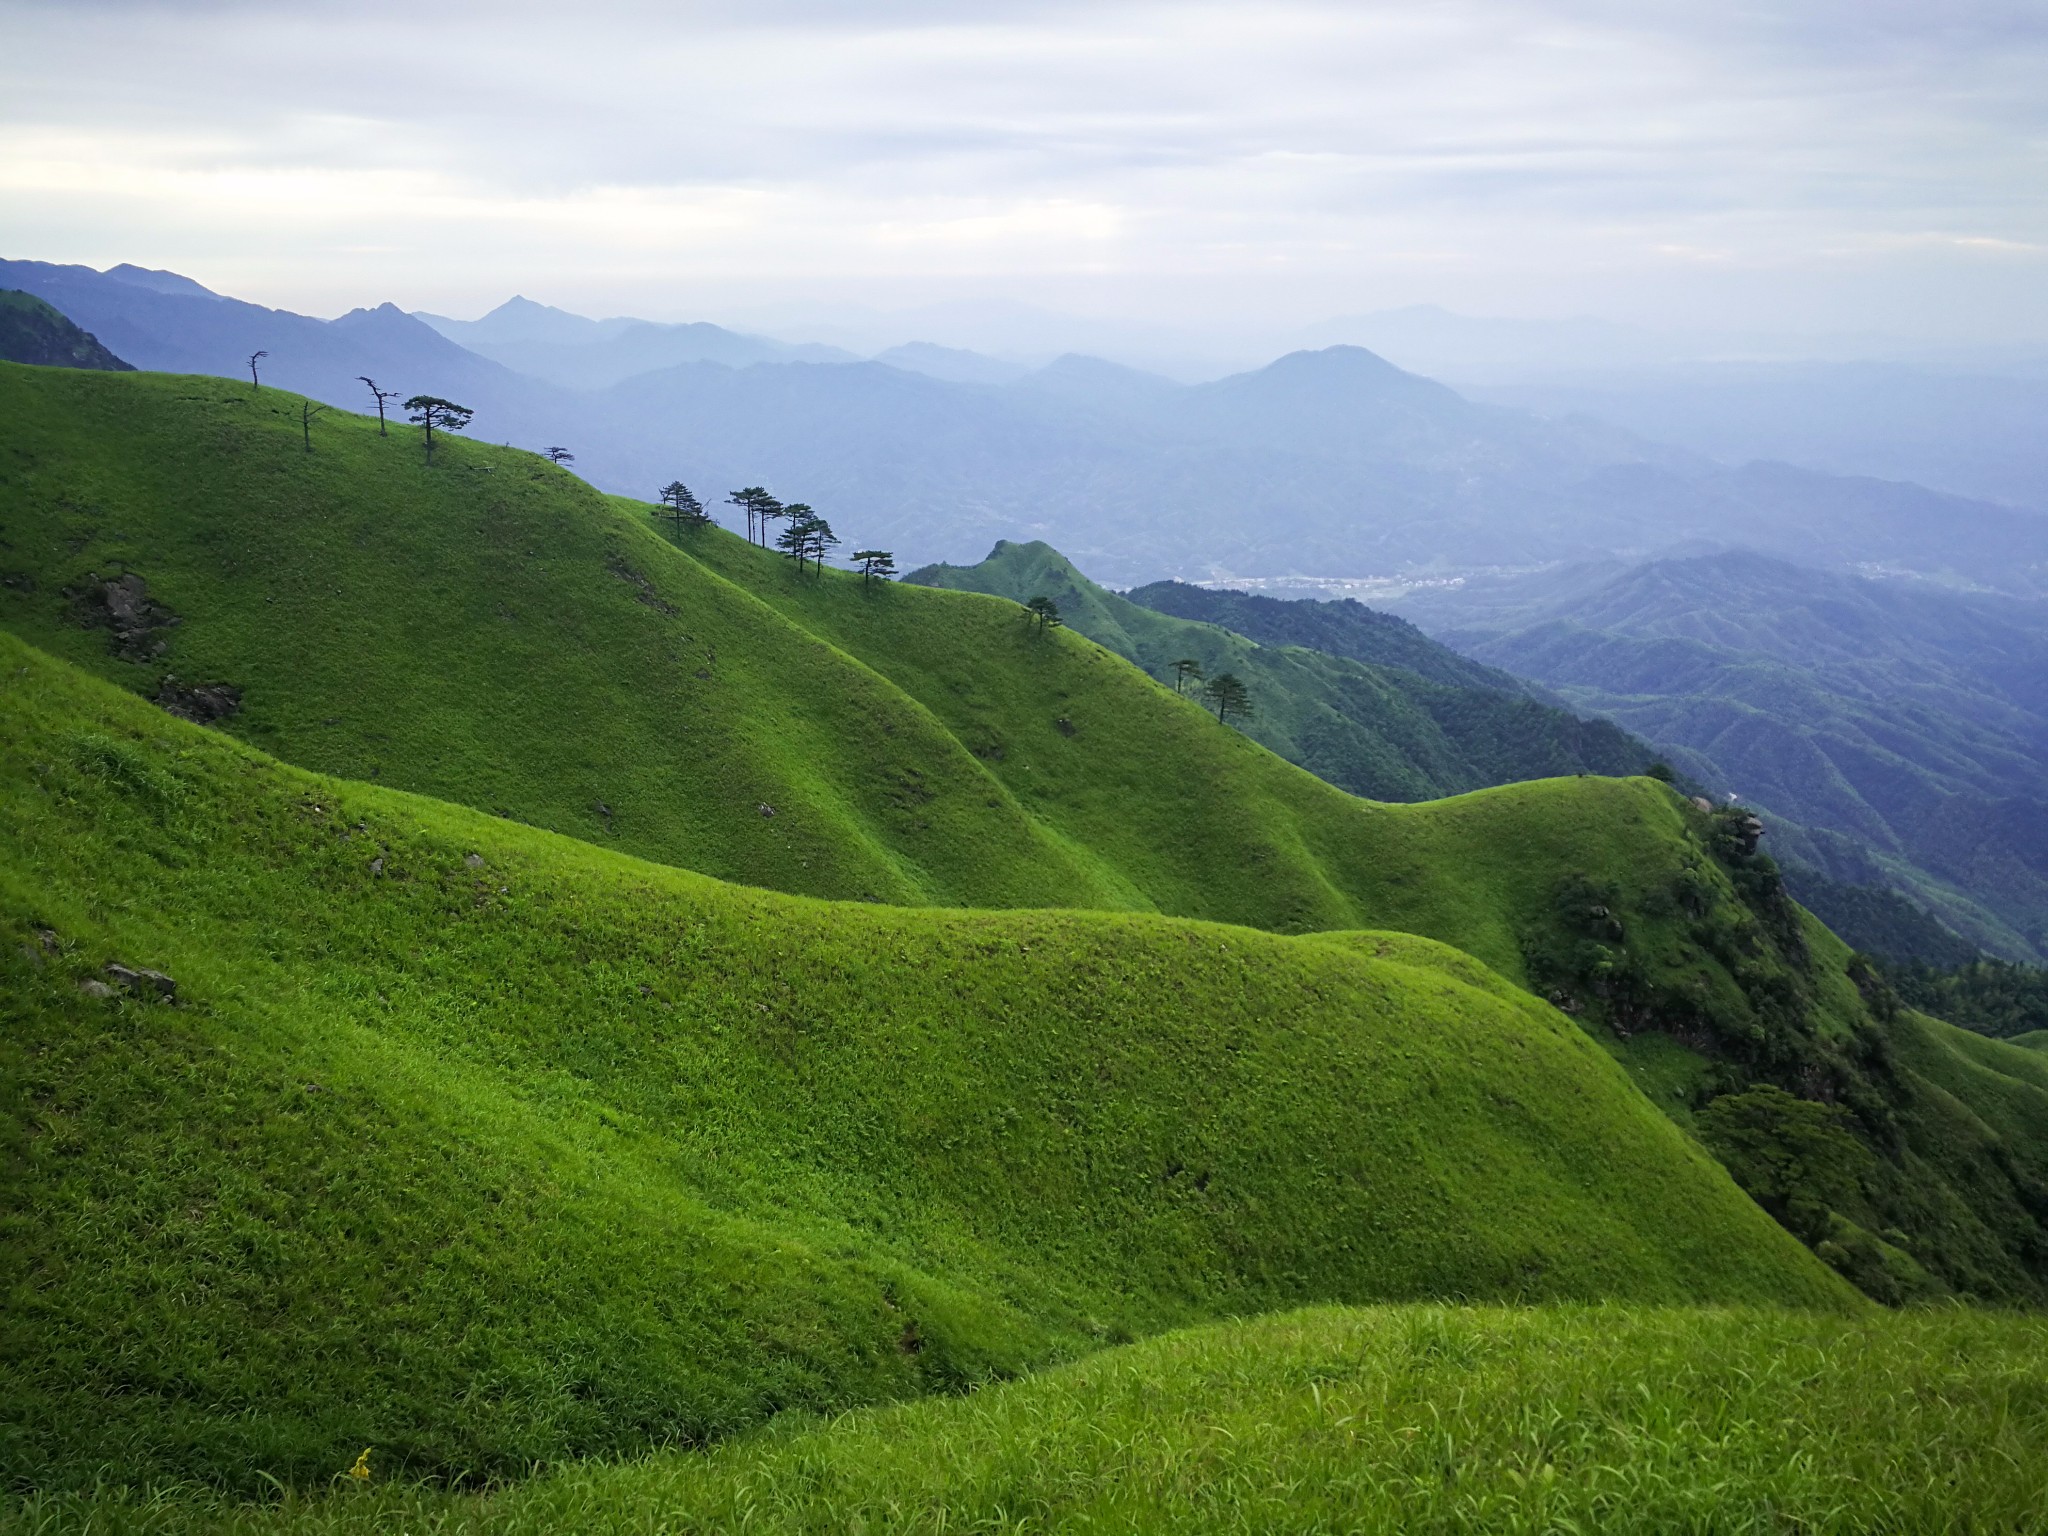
0, 632, 1846, 1494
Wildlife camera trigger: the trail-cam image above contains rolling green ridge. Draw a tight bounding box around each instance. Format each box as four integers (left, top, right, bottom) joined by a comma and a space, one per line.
905, 540, 1656, 802
0, 630, 1846, 1494
0, 291, 132, 373
0, 365, 1726, 948
20, 1305, 2048, 1535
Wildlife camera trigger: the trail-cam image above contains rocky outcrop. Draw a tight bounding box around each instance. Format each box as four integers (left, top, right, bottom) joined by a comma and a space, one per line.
155, 677, 241, 724
103, 962, 176, 1002
71, 572, 179, 662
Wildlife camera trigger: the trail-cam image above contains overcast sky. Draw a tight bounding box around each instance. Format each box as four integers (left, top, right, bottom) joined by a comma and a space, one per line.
3, 0, 2044, 351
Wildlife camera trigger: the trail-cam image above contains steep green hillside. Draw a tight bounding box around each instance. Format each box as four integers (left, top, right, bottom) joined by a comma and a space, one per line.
0, 363, 1130, 912
0, 632, 1847, 1494
33, 1306, 2048, 1535
0, 290, 132, 372
0, 365, 1672, 940
907, 539, 1655, 800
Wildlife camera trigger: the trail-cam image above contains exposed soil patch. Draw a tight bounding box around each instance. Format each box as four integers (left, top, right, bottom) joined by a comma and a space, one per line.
70, 571, 179, 661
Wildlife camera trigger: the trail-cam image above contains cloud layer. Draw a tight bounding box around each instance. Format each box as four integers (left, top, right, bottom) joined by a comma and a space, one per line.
3, 0, 2044, 344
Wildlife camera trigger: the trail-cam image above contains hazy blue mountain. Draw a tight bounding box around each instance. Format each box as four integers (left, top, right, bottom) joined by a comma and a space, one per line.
1429, 551, 2048, 961
874, 341, 1027, 385
15, 262, 2048, 601
417, 295, 857, 388
1294, 305, 1683, 379
415, 294, 636, 346
1480, 361, 2048, 513
0, 260, 555, 442
0, 290, 132, 371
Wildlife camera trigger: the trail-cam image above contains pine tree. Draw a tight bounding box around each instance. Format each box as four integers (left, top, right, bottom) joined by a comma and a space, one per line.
402, 395, 474, 460
1203, 671, 1252, 725
659, 480, 708, 529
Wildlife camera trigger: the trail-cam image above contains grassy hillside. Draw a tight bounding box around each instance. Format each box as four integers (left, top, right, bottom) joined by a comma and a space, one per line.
0, 365, 1717, 941
907, 539, 1655, 800
21, 1306, 2048, 1534
0, 363, 1132, 912
0, 631, 1849, 1494
8, 367, 2048, 1312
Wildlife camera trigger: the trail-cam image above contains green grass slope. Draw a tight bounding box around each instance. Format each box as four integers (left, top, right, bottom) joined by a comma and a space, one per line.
25, 1306, 2048, 1535
0, 630, 1849, 1495
0, 364, 1126, 912
907, 539, 1655, 799
0, 365, 1739, 941
684, 526, 1678, 948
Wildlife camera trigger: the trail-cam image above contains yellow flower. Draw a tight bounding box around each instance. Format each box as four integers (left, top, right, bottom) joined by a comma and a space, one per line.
348, 1447, 372, 1483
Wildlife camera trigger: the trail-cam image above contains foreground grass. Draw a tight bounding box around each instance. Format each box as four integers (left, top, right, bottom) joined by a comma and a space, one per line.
15, 1304, 2048, 1535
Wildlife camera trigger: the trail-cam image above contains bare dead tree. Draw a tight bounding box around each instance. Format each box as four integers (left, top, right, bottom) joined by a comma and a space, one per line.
248, 350, 268, 390
358, 377, 398, 435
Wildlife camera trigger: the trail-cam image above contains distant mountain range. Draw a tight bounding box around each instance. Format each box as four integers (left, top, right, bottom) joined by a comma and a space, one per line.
416, 295, 859, 388
1386, 551, 2048, 963
1479, 361, 2048, 515
8, 258, 2046, 597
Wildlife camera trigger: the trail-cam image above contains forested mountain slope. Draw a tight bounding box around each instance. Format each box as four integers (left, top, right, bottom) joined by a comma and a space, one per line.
1432, 551, 2048, 962
1124, 577, 1536, 695
906, 540, 1654, 801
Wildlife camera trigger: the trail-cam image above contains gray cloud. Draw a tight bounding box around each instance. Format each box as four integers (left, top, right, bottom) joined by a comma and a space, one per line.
1, 0, 2043, 348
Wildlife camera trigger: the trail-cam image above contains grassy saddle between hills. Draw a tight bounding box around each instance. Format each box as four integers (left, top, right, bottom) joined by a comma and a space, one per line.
0, 630, 1848, 1496
17, 1305, 2048, 1535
